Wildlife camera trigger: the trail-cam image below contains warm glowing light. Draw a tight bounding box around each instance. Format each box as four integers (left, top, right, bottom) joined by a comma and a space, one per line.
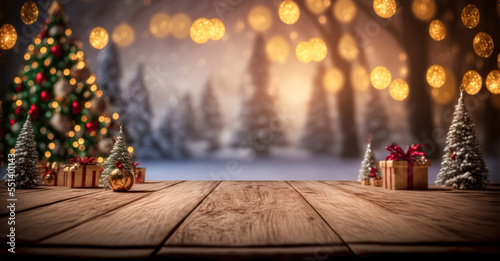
48, 133, 54, 140
72, 141, 79, 148
473, 32, 494, 58
77, 61, 85, 70
40, 46, 47, 54
266, 35, 290, 63
209, 18, 225, 40
112, 23, 134, 47
63, 69, 70, 76
351, 66, 370, 91
112, 113, 119, 120
86, 74, 96, 85
24, 53, 30, 60
89, 26, 108, 49
462, 70, 482, 95
65, 28, 72, 36
279, 0, 300, 25
51, 101, 59, 108
14, 77, 21, 84
98, 157, 104, 163
370, 66, 392, 90
296, 41, 311, 63
47, 38, 54, 45
305, 0, 331, 14
426, 64, 446, 88
78, 138, 84, 145
50, 67, 56, 74
486, 70, 500, 94
21, 1, 38, 25
373, 0, 396, 19
190, 18, 211, 44
68, 131, 75, 137
81, 115, 87, 122
429, 19, 446, 41
248, 5, 272, 32
411, 0, 436, 21
338, 34, 358, 61
74, 125, 81, 132
150, 12, 172, 39
333, 0, 356, 23
296, 38, 327, 63
16, 100, 22, 106
171, 13, 191, 39
79, 145, 86, 151
34, 38, 41, 45
49, 143, 55, 150
100, 128, 107, 135
461, 4, 480, 29
128, 146, 134, 153
45, 151, 51, 158
0, 24, 17, 50
10, 149, 15, 154
389, 79, 409, 101
323, 67, 344, 93
69, 78, 76, 85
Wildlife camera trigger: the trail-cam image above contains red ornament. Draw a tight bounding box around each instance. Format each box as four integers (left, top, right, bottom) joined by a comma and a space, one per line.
15, 107, 22, 115
51, 44, 63, 57
85, 121, 99, 131
35, 73, 47, 84
451, 154, 455, 160
40, 90, 51, 102
9, 119, 15, 125
15, 84, 23, 92
71, 101, 81, 114
28, 104, 41, 120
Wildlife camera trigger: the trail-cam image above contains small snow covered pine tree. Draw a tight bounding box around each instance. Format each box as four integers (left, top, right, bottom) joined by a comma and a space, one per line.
199, 79, 223, 152
9, 115, 41, 188
101, 125, 134, 188
300, 63, 334, 154
436, 89, 489, 189
358, 138, 380, 181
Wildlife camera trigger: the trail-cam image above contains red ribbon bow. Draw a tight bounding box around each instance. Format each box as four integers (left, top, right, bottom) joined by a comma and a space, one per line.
41, 160, 59, 176
69, 156, 96, 165
385, 144, 425, 189
369, 167, 379, 178
132, 161, 140, 172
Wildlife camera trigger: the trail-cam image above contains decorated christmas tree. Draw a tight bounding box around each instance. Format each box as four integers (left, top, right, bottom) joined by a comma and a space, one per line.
436, 89, 489, 190
8, 115, 41, 188
300, 64, 334, 154
1, 0, 112, 162
199, 79, 223, 152
358, 137, 380, 182
101, 125, 133, 188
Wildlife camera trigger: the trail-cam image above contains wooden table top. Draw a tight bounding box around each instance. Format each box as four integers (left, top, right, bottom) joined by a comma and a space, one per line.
1, 181, 499, 260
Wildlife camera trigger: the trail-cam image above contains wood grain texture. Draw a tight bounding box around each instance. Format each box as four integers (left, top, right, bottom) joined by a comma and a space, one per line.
41, 181, 219, 247
0, 181, 180, 243
10, 247, 154, 260
349, 244, 500, 258
290, 181, 500, 245
166, 181, 343, 247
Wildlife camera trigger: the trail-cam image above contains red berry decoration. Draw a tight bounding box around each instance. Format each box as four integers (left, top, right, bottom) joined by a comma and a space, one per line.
9, 119, 15, 125
86, 120, 99, 131
51, 44, 63, 57
15, 107, 22, 115
29, 104, 41, 120
15, 84, 23, 92
35, 72, 47, 84
71, 101, 81, 114
40, 90, 51, 102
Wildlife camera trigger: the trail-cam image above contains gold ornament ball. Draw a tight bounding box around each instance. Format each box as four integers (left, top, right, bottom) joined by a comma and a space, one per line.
150, 12, 172, 39
89, 26, 108, 50
486, 70, 500, 94
352, 66, 370, 91
373, 0, 397, 19
296, 41, 312, 63
171, 13, 191, 39
248, 5, 272, 32
21, 1, 39, 25
338, 33, 358, 61
209, 18, 225, 41
333, 0, 357, 23
0, 24, 17, 50
305, 0, 331, 14
431, 68, 456, 105
411, 0, 436, 21
473, 32, 494, 58
462, 70, 482, 95
461, 4, 480, 29
279, 0, 300, 25
429, 19, 446, 41
112, 23, 135, 47
370, 66, 392, 90
108, 168, 134, 192
44, 173, 55, 186
323, 67, 344, 94
426, 64, 446, 88
266, 35, 290, 64
309, 37, 327, 62
389, 79, 409, 101
190, 18, 212, 44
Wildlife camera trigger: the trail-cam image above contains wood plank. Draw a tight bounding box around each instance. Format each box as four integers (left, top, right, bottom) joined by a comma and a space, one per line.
0, 181, 181, 243
349, 244, 500, 258
11, 247, 154, 260
166, 181, 345, 247
290, 181, 500, 245
41, 181, 219, 247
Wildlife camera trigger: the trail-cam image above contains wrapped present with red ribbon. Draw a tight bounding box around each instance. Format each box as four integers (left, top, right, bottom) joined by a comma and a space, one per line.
64, 156, 101, 188
369, 168, 382, 187
39, 161, 65, 186
133, 161, 146, 183
379, 144, 431, 190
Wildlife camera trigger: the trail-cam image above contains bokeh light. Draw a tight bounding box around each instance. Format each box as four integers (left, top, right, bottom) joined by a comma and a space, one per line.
171, 13, 191, 39
0, 24, 17, 50
426, 64, 446, 88
429, 19, 446, 41
370, 66, 392, 90
248, 5, 272, 32
190, 18, 211, 44
462, 70, 482, 95
209, 18, 225, 40
411, 0, 436, 21
333, 0, 356, 23
323, 67, 344, 93
266, 36, 290, 63
150, 12, 172, 39
279, 0, 300, 25
295, 41, 311, 63
473, 32, 494, 58
338, 34, 358, 61
20, 1, 39, 25
389, 79, 409, 101
305, 0, 331, 14
351, 66, 370, 91
486, 70, 500, 94
431, 68, 456, 104
461, 4, 480, 29
112, 23, 134, 47
89, 26, 108, 49
373, 0, 396, 19
296, 38, 327, 63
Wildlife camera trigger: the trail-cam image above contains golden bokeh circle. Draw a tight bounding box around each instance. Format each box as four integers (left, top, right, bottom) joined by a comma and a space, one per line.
461, 4, 480, 29
429, 19, 446, 41
266, 35, 290, 63
89, 26, 108, 50
462, 70, 482, 95
150, 12, 172, 39
411, 0, 436, 21
190, 18, 212, 44
305, 0, 331, 14
338, 33, 358, 61
389, 79, 409, 101
473, 32, 494, 58
248, 5, 272, 32
485, 70, 500, 94
373, 0, 396, 19
112, 23, 134, 47
323, 67, 344, 93
370, 66, 392, 90
209, 18, 225, 41
351, 66, 370, 91
279, 0, 300, 25
426, 64, 446, 88
309, 37, 327, 62
21, 1, 39, 25
296, 41, 312, 63
0, 24, 17, 50
171, 13, 191, 39
333, 0, 357, 23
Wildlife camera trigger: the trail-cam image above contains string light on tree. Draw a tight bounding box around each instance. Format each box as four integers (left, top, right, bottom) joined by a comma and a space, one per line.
411, 0, 436, 21
333, 0, 356, 23
429, 19, 446, 41
426, 64, 446, 88
462, 70, 482, 95
112, 23, 135, 47
305, 0, 331, 14
370, 66, 392, 90
338, 33, 358, 61
266, 35, 290, 63
389, 79, 409, 101
0, 24, 17, 50
171, 13, 191, 39
461, 4, 480, 29
486, 70, 500, 94
89, 26, 108, 49
323, 67, 344, 93
373, 0, 396, 19
352, 66, 370, 91
473, 32, 494, 58
248, 5, 272, 32
279, 0, 300, 25
20, 1, 39, 25
150, 12, 172, 39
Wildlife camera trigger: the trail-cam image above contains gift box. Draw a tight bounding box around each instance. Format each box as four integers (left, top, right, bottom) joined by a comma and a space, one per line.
380, 144, 430, 190
64, 156, 101, 188
370, 178, 382, 187
360, 179, 370, 186
133, 161, 146, 183
39, 161, 65, 186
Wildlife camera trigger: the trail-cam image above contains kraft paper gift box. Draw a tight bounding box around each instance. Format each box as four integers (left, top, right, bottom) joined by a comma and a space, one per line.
135, 167, 146, 183
39, 161, 65, 186
64, 157, 101, 188
379, 160, 431, 190
370, 178, 383, 187
360, 179, 370, 186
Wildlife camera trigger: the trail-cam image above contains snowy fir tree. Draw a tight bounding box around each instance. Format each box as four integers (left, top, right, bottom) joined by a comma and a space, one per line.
230, 34, 287, 156
199, 79, 223, 152
101, 125, 134, 188
163, 104, 190, 159
179, 93, 199, 140
0, 0, 113, 161
300, 64, 334, 154
154, 109, 173, 158
436, 90, 489, 190
8, 115, 41, 188
96, 41, 122, 106
357, 138, 380, 181
364, 87, 389, 149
